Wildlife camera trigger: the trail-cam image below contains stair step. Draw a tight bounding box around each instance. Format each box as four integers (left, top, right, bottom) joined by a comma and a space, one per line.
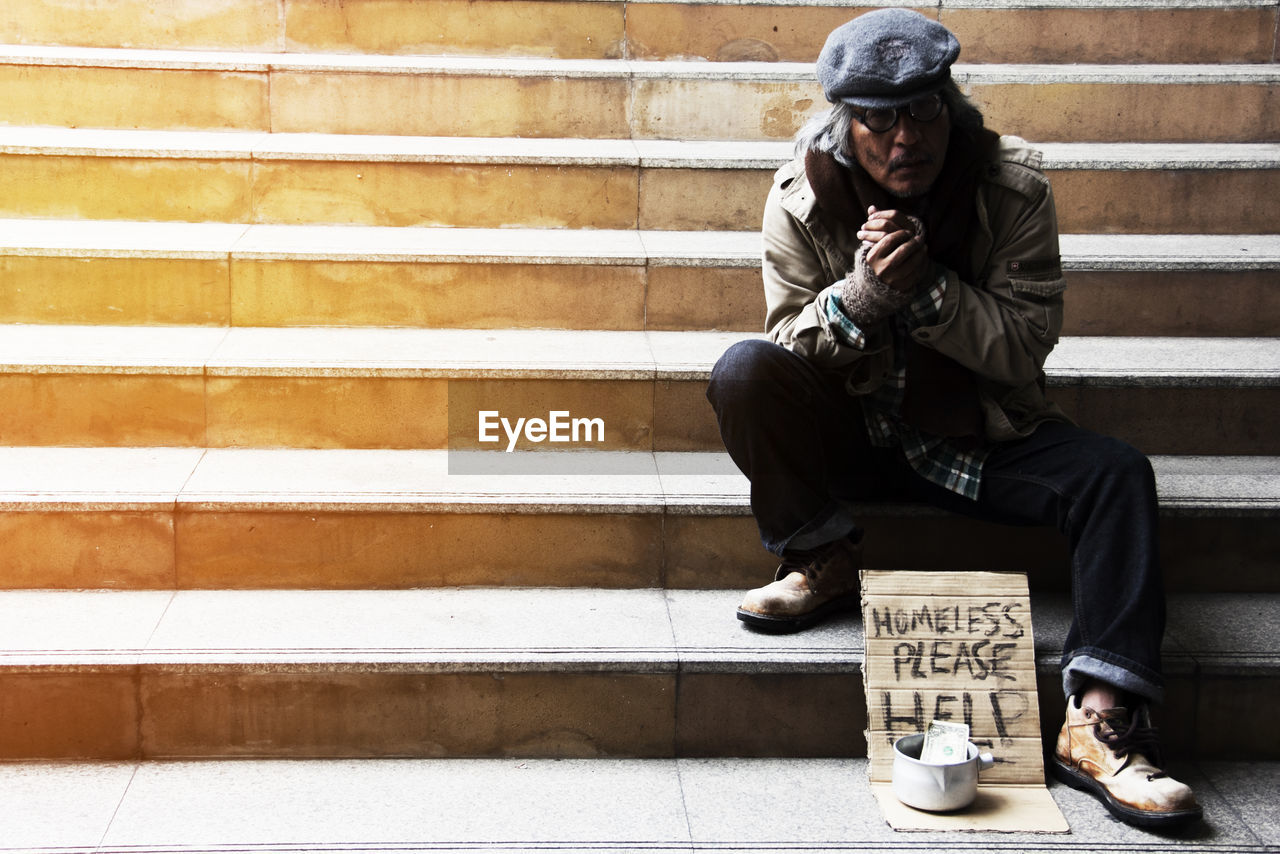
0, 327, 1273, 453
6, 756, 1276, 852
0, 587, 1273, 760
1, 218, 1276, 335
4, 0, 1275, 64
1, 47, 1276, 140
638, 1, 1280, 65
3, 128, 1278, 232
0, 447, 1273, 590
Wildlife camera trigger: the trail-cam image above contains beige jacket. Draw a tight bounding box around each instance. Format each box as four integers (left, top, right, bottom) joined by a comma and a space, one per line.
762, 135, 1070, 441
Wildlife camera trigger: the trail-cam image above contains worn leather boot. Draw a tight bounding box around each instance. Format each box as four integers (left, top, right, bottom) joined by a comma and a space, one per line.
736, 534, 862, 633
1051, 695, 1201, 828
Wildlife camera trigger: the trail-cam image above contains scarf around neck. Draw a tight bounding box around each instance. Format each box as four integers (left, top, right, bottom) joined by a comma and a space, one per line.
803, 127, 1001, 440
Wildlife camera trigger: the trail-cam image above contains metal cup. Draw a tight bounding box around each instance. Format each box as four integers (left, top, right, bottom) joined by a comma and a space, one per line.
891, 732, 996, 812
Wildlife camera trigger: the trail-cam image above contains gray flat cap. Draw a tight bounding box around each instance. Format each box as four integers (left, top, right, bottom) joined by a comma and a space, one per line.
817, 9, 960, 108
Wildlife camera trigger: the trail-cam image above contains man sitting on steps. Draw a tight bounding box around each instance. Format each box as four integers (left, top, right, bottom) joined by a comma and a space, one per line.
705, 8, 1201, 830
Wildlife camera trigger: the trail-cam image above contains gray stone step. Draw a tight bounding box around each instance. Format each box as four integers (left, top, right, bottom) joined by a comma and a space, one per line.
4, 755, 1276, 853
0, 447, 1273, 592
0, 326, 1273, 454
2, 128, 1277, 233
0, 587, 1273, 762
2, 217, 1275, 335
0, 46, 1276, 141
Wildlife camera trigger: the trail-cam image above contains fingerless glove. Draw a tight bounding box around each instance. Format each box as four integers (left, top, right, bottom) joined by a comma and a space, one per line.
837, 215, 928, 326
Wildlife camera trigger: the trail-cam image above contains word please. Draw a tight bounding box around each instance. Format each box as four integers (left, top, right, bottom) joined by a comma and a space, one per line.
892, 639, 1019, 682
477, 410, 605, 452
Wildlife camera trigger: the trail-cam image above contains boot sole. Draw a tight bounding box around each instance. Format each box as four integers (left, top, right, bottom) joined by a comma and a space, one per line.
1050, 756, 1203, 829
736, 591, 861, 634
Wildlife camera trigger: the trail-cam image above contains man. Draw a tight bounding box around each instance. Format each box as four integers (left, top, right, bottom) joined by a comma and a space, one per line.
706, 8, 1201, 830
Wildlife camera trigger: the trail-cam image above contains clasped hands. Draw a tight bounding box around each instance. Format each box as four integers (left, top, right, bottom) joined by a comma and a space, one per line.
857, 206, 929, 294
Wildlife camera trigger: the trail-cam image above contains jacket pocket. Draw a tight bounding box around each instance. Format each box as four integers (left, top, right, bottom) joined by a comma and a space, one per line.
1008, 274, 1066, 341
1007, 255, 1066, 298
1009, 276, 1067, 298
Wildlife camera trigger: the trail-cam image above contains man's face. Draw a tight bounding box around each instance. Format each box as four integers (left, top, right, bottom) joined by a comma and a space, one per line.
848, 103, 950, 199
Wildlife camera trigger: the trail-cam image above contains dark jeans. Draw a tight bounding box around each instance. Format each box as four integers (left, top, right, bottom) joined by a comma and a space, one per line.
706, 338, 1167, 704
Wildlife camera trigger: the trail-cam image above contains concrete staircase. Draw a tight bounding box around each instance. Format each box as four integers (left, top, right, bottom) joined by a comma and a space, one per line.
0, 0, 1277, 850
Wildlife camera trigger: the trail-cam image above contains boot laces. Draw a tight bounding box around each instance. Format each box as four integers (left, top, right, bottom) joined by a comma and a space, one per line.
776, 541, 835, 585
775, 534, 861, 594
1093, 707, 1166, 778
778, 552, 812, 574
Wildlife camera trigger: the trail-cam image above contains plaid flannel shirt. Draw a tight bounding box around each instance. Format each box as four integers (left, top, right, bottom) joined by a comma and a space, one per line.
822, 272, 989, 500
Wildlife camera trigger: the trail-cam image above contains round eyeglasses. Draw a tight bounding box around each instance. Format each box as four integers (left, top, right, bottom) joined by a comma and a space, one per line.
853, 94, 945, 133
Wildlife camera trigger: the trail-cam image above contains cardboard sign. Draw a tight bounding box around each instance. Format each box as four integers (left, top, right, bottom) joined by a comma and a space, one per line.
860, 570, 1068, 833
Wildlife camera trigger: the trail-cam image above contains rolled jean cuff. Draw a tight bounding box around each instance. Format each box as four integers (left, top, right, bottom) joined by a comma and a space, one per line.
769, 499, 858, 556
1062, 650, 1164, 706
